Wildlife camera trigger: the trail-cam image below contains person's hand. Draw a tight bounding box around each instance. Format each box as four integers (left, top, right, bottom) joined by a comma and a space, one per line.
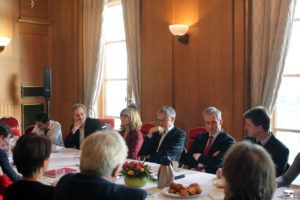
216, 168, 222, 179
213, 151, 220, 157
72, 121, 84, 134
0, 166, 3, 176
193, 153, 201, 161
147, 126, 164, 138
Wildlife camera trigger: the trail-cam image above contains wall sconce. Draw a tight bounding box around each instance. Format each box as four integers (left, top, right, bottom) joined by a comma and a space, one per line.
0, 37, 11, 53
169, 24, 189, 44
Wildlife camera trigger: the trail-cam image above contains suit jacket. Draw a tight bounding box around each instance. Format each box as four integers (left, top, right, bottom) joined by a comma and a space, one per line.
139, 126, 186, 163
182, 130, 235, 174
64, 117, 106, 149
243, 134, 289, 177
53, 173, 147, 200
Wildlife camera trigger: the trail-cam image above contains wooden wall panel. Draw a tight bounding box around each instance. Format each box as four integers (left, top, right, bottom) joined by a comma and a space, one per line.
50, 0, 82, 138
173, 0, 234, 134
0, 0, 82, 136
141, 0, 174, 122
0, 0, 21, 122
141, 0, 247, 140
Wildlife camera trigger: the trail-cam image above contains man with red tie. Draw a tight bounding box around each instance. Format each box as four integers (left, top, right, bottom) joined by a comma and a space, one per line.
182, 107, 235, 174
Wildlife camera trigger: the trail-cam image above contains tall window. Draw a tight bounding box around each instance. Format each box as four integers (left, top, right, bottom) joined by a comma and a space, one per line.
274, 2, 300, 185
98, 0, 128, 128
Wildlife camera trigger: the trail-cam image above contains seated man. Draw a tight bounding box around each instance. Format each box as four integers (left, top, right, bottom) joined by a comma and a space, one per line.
222, 141, 276, 200
53, 130, 147, 200
243, 106, 289, 177
182, 107, 235, 174
139, 106, 186, 163
64, 104, 106, 149
32, 112, 64, 146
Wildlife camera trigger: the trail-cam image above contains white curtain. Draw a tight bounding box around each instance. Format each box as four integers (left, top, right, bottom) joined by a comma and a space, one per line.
122, 0, 142, 109
250, 0, 297, 114
83, 0, 106, 117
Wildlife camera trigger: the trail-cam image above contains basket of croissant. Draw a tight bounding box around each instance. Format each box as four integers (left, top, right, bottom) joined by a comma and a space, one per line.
168, 182, 202, 196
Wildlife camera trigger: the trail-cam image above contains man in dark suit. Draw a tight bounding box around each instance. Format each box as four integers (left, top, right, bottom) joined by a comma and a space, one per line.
182, 107, 235, 174
139, 106, 186, 163
54, 130, 147, 200
243, 106, 289, 177
64, 104, 106, 149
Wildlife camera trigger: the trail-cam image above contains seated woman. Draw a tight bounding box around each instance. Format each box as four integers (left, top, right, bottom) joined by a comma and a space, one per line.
276, 152, 300, 187
4, 134, 54, 200
0, 122, 20, 183
222, 141, 276, 200
119, 107, 143, 160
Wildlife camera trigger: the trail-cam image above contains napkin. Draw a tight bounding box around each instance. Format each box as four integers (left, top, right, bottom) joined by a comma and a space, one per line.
208, 189, 224, 200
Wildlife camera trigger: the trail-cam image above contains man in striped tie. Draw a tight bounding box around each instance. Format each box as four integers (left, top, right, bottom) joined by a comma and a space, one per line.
182, 107, 235, 174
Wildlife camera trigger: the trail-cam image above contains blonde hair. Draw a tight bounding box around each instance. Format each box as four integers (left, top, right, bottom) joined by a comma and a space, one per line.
120, 108, 142, 131
80, 131, 128, 177
223, 141, 276, 200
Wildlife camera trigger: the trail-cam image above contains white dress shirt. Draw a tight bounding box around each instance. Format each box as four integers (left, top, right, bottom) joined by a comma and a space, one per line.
32, 120, 64, 146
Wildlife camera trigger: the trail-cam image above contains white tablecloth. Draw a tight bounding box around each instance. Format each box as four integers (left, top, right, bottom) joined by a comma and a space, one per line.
42, 147, 297, 200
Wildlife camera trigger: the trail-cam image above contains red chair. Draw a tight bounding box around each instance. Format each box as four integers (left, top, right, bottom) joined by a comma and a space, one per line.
24, 125, 35, 135
0, 117, 20, 136
187, 127, 207, 149
98, 117, 115, 129
140, 123, 155, 135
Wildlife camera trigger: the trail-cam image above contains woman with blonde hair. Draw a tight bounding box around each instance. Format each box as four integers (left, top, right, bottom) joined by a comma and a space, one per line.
119, 107, 143, 160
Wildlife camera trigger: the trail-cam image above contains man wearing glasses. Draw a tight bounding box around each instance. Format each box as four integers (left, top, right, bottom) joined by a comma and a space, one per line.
139, 106, 186, 163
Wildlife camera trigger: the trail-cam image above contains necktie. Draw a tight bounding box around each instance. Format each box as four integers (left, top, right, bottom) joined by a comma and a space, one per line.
156, 131, 167, 152
203, 136, 214, 155
195, 136, 214, 172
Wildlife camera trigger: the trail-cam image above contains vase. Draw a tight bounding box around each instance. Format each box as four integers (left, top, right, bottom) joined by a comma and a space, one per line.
124, 176, 148, 187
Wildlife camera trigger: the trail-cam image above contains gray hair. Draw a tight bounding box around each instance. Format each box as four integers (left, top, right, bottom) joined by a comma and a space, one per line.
202, 107, 222, 121
157, 106, 176, 119
80, 130, 128, 177
223, 141, 276, 200
71, 104, 87, 115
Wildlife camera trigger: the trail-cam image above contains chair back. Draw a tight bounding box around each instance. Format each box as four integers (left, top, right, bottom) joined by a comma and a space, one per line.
0, 117, 20, 136
24, 125, 35, 135
140, 123, 155, 135
98, 117, 115, 129
0, 117, 19, 128
187, 127, 207, 149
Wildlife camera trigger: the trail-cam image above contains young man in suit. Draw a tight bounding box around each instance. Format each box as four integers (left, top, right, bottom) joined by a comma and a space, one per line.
182, 107, 235, 174
64, 104, 106, 149
54, 130, 147, 200
243, 106, 289, 177
139, 106, 186, 163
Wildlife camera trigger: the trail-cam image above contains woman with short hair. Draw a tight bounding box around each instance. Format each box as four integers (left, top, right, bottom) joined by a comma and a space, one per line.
119, 107, 143, 160
4, 134, 54, 200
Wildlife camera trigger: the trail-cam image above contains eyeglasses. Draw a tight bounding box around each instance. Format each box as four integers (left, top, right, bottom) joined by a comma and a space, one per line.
157, 118, 169, 123
120, 114, 130, 118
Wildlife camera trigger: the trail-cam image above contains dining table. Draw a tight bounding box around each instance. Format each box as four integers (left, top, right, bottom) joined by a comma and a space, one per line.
32, 146, 299, 200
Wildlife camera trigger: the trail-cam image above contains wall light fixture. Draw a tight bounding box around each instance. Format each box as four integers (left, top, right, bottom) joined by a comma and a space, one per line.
169, 24, 189, 44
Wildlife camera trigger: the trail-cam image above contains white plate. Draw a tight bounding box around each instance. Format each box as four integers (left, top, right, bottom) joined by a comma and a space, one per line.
162, 188, 202, 199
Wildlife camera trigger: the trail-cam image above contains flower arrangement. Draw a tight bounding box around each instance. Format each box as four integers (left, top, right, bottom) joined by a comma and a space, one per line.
121, 161, 152, 179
